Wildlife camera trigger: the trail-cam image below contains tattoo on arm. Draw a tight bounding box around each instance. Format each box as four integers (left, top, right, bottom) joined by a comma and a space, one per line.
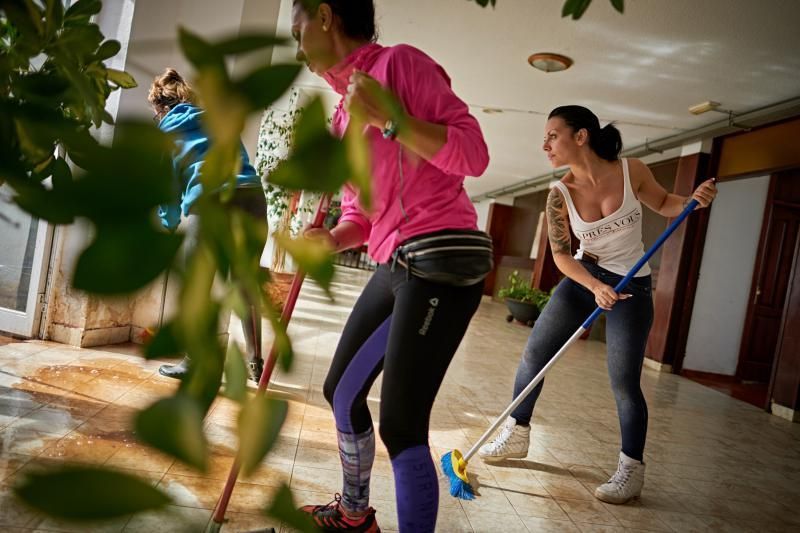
546, 187, 572, 255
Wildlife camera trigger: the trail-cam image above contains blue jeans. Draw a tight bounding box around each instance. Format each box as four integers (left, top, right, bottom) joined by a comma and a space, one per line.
510, 261, 653, 461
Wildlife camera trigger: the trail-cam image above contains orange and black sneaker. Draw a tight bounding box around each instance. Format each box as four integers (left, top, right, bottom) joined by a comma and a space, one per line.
299, 493, 380, 532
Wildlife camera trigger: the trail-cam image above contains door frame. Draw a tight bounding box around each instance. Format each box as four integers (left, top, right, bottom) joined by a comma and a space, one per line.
735, 172, 800, 407
0, 218, 54, 337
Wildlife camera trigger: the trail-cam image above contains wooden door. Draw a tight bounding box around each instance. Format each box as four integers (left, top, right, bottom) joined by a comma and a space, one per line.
737, 173, 800, 383
484, 203, 513, 295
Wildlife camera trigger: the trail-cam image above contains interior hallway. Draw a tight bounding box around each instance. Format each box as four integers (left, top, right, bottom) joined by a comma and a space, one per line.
1, 267, 799, 532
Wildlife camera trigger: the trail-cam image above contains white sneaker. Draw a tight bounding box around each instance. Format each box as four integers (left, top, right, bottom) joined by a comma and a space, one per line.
478, 417, 531, 462
594, 451, 645, 504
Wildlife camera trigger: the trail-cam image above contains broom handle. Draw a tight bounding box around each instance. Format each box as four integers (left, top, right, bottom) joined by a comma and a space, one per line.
464, 198, 700, 462
211, 193, 331, 527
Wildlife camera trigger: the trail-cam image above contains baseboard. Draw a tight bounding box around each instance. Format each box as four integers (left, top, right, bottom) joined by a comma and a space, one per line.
81, 326, 132, 347
643, 357, 672, 373
680, 369, 737, 382
771, 402, 800, 423
48, 324, 131, 347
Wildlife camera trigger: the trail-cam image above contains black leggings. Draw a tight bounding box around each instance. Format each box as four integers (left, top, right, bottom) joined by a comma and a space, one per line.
323, 264, 484, 457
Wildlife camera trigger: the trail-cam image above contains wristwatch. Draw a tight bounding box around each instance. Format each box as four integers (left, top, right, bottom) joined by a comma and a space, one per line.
381, 119, 398, 140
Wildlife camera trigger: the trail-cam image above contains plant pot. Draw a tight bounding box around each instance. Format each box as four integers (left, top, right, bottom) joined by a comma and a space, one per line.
504, 298, 540, 327
263, 271, 295, 313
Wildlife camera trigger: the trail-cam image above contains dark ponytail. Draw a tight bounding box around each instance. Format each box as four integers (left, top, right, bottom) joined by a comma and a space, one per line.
548, 105, 623, 161
294, 0, 378, 42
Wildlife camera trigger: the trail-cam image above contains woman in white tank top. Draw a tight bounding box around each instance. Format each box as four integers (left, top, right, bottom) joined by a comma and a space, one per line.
479, 106, 716, 505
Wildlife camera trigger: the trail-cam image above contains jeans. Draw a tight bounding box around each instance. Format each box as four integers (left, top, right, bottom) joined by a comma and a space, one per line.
510, 261, 653, 461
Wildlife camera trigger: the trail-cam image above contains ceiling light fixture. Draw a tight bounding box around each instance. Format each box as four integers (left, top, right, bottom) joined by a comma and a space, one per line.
528, 53, 573, 73
688, 101, 725, 115
688, 100, 750, 130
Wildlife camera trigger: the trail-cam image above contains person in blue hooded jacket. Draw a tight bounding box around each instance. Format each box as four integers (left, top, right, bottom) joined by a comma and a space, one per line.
149, 67, 267, 382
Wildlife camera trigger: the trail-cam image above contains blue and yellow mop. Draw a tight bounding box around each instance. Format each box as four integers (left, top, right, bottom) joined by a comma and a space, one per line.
442, 196, 704, 500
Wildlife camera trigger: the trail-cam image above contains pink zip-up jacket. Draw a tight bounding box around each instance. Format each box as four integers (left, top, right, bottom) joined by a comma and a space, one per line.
324, 43, 489, 263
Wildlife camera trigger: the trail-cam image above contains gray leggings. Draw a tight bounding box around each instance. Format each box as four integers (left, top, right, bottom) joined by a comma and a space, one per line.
510, 261, 653, 461
182, 186, 268, 360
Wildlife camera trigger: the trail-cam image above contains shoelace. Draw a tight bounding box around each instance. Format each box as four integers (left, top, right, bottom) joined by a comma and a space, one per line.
607, 460, 634, 487
315, 493, 344, 517
490, 423, 517, 451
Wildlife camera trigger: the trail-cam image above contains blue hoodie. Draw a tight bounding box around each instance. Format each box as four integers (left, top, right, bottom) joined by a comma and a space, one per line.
157, 103, 261, 230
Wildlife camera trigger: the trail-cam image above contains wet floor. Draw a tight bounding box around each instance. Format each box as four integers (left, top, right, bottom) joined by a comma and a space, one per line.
1, 267, 800, 532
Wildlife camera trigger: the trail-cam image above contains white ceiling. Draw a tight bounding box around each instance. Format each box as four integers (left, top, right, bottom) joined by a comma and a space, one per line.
272, 0, 800, 198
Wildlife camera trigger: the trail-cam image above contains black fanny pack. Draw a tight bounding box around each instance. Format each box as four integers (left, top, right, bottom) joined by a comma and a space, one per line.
391, 229, 494, 287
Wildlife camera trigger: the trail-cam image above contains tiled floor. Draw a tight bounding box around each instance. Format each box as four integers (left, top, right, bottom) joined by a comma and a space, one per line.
1, 267, 800, 532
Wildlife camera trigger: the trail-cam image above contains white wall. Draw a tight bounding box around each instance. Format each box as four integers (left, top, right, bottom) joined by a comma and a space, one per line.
683, 175, 771, 375
473, 200, 492, 232
118, 0, 281, 155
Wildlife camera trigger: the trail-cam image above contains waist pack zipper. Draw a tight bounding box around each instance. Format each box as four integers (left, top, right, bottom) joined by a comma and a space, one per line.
406, 245, 491, 259
399, 233, 491, 251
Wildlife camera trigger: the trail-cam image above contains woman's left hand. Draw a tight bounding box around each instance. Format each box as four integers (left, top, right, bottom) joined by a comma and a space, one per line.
689, 179, 718, 208
345, 70, 405, 130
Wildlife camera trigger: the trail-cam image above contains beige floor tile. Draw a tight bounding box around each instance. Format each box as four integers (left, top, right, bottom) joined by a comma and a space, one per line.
555, 498, 621, 527
521, 515, 580, 532
600, 501, 671, 531
157, 473, 227, 509
122, 505, 211, 532
464, 508, 528, 532
506, 492, 569, 520
220, 510, 281, 532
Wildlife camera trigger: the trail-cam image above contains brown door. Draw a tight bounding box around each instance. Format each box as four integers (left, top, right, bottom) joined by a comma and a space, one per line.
737, 174, 800, 383
483, 203, 513, 295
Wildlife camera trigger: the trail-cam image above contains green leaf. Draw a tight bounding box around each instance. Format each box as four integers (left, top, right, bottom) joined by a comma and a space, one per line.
238, 395, 288, 476
273, 232, 334, 295
562, 0, 593, 19
292, 96, 327, 147
106, 68, 137, 88
73, 220, 183, 295
176, 248, 226, 414
261, 292, 294, 372
95, 39, 122, 61
44, 0, 64, 39
236, 63, 302, 111
215, 33, 287, 55
199, 142, 240, 193
178, 26, 224, 71
267, 98, 351, 194
265, 484, 318, 533
610, 0, 624, 13
51, 156, 72, 190
13, 118, 55, 165
135, 395, 208, 471
11, 181, 77, 224
68, 121, 177, 221
143, 320, 184, 360
1, 0, 43, 43
14, 71, 71, 105
57, 23, 104, 60
344, 110, 372, 212
224, 343, 248, 403
14, 465, 171, 520
64, 0, 102, 23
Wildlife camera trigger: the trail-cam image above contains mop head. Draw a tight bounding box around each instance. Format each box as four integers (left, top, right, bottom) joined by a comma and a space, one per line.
440, 449, 475, 500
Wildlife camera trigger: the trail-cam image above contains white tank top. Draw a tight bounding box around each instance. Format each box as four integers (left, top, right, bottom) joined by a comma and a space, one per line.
552, 158, 650, 277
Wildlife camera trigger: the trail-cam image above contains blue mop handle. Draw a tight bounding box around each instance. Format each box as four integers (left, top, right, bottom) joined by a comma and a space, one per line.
580, 198, 699, 329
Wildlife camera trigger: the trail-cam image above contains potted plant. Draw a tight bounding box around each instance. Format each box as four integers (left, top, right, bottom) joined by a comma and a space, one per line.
254, 89, 309, 310
498, 271, 550, 326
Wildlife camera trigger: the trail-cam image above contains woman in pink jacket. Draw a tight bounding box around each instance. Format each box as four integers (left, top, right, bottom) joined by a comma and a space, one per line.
292, 1, 491, 531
